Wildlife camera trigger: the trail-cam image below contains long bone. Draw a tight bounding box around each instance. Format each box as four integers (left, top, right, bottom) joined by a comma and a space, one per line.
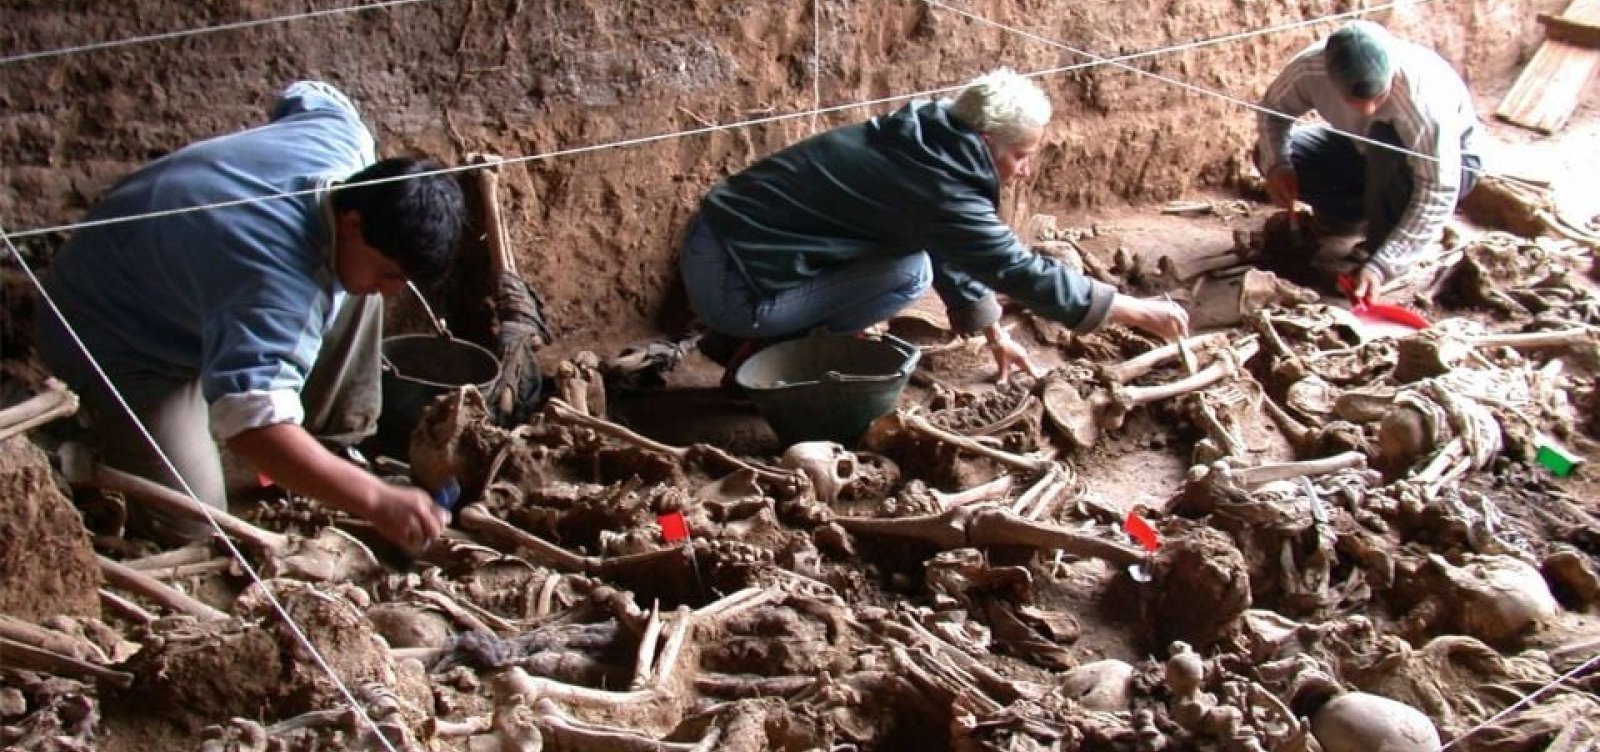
0, 615, 111, 664
1396, 326, 1598, 381
0, 379, 79, 442
836, 505, 1144, 566
543, 398, 795, 484
98, 554, 229, 622
62, 443, 385, 581
1098, 332, 1234, 385
1049, 337, 1261, 447
62, 443, 286, 551
457, 505, 708, 590
531, 697, 714, 752
898, 410, 1056, 475
0, 636, 134, 689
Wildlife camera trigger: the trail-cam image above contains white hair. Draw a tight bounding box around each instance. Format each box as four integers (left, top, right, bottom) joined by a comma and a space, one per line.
948, 68, 1052, 147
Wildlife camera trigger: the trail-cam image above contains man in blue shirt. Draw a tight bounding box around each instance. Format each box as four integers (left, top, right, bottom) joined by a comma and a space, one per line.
37, 81, 465, 552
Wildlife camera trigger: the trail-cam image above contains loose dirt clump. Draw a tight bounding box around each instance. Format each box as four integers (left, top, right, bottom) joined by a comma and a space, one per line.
0, 436, 99, 622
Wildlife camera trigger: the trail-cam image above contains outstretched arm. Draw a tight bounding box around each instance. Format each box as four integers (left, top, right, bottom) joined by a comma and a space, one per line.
228, 423, 445, 551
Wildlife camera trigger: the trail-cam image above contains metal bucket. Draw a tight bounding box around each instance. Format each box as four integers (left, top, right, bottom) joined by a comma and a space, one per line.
376, 334, 501, 461
734, 333, 920, 448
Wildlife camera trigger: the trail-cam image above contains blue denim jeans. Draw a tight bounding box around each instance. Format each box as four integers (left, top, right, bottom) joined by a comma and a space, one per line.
679, 214, 933, 338
1287, 122, 1481, 249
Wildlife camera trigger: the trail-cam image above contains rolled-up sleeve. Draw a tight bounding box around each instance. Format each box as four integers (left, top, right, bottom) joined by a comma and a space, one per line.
202, 295, 331, 440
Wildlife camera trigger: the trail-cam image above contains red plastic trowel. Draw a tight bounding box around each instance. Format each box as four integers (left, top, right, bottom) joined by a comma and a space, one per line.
1336, 273, 1430, 333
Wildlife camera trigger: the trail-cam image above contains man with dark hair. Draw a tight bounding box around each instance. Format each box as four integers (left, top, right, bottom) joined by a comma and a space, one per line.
1257, 20, 1483, 301
37, 81, 465, 552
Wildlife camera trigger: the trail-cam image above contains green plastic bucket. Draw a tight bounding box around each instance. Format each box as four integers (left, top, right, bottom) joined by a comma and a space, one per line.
734, 333, 920, 447
376, 335, 502, 461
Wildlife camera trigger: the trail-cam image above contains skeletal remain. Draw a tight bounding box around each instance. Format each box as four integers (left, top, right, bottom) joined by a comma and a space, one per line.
1058, 659, 1136, 712
459, 505, 701, 582
530, 697, 713, 752
122, 543, 217, 571
0, 616, 110, 665
780, 441, 858, 505
97, 555, 228, 622
1048, 337, 1261, 447
870, 610, 1029, 705
554, 352, 608, 418
99, 589, 157, 625
1259, 389, 1368, 459
0, 637, 133, 689
1425, 554, 1559, 645
543, 398, 795, 484
1297, 675, 1440, 752
1394, 326, 1596, 382
1180, 452, 1369, 513
837, 505, 1144, 566
1098, 332, 1234, 385
62, 444, 383, 582
897, 409, 1056, 474
1009, 464, 1077, 520
892, 644, 1003, 715
0, 378, 79, 442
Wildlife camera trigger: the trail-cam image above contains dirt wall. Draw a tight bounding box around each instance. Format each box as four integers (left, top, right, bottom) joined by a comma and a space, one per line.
0, 0, 1550, 356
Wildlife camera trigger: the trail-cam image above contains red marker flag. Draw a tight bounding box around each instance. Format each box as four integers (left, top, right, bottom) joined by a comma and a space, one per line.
658, 511, 690, 543
1124, 511, 1160, 552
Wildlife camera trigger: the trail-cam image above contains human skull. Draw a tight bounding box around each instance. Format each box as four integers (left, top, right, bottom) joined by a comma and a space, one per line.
780, 441, 858, 505
1311, 691, 1439, 752
1428, 553, 1559, 645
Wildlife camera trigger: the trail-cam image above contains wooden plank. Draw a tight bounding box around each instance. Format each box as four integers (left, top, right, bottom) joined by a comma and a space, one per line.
1498, 0, 1600, 135
1497, 0, 1600, 133
1538, 12, 1600, 48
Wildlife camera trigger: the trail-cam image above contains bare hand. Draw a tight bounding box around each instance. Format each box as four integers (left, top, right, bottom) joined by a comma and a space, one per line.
1108, 295, 1190, 342
1351, 265, 1384, 304
1265, 164, 1299, 212
368, 486, 448, 553
988, 336, 1043, 383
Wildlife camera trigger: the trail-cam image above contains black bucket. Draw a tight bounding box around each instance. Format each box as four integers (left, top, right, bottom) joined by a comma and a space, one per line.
375, 335, 501, 461
734, 333, 920, 448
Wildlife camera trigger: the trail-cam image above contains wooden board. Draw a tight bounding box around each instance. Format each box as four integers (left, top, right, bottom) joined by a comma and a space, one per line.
1497, 0, 1600, 133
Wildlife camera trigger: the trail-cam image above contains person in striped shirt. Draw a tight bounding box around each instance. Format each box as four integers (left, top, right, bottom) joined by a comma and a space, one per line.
1256, 20, 1483, 302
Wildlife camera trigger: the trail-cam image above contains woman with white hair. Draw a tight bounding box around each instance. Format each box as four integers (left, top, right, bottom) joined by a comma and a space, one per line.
680, 68, 1189, 383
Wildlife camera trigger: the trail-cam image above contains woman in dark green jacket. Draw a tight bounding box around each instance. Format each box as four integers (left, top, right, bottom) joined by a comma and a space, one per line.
682, 68, 1188, 381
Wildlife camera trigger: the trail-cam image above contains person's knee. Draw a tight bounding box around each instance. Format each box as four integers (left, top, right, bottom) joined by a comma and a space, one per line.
896, 253, 933, 298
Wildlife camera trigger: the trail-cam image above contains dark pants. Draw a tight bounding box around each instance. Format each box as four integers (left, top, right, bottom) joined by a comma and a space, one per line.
1288, 122, 1481, 250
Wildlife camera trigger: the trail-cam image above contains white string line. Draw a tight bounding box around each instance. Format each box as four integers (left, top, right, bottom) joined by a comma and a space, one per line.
0, 234, 403, 752
924, 0, 1528, 189
934, 1, 1600, 732
6, 0, 1482, 242
1437, 650, 1600, 752
0, 0, 445, 67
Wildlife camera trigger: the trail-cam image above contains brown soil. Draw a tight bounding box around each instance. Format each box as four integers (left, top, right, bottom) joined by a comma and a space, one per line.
0, 0, 1552, 360
0, 435, 99, 621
